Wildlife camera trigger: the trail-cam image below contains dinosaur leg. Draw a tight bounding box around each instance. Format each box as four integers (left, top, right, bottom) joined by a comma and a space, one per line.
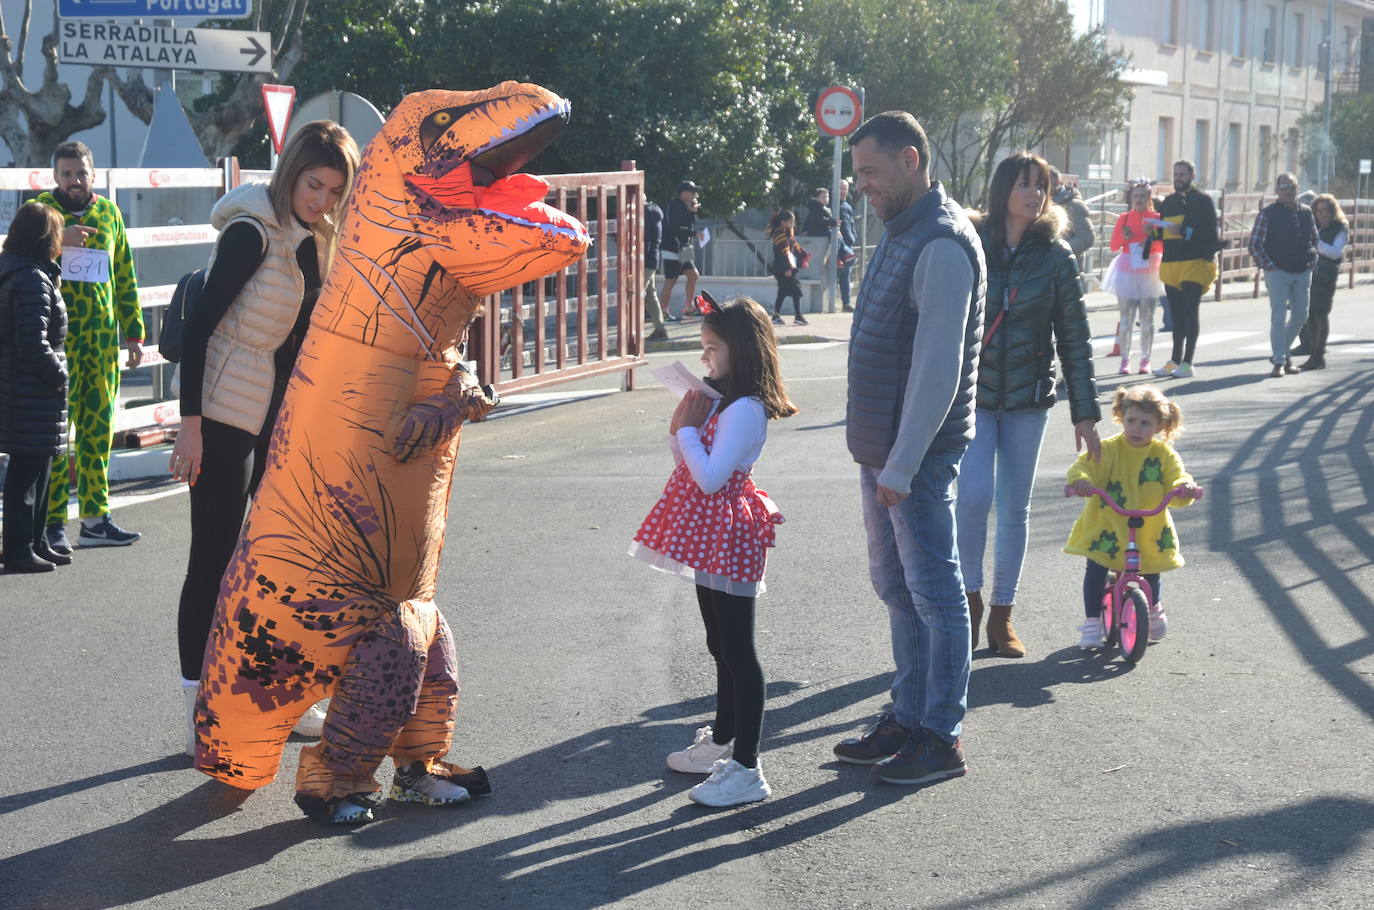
294, 599, 435, 804
390, 609, 491, 796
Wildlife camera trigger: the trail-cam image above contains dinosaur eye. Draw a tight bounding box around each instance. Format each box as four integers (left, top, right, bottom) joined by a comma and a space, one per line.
433, 112, 453, 126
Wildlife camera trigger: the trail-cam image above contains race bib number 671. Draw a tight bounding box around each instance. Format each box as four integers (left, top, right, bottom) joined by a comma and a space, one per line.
61, 246, 111, 283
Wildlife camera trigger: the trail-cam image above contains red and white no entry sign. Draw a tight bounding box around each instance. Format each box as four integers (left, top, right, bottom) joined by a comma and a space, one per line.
815, 86, 862, 137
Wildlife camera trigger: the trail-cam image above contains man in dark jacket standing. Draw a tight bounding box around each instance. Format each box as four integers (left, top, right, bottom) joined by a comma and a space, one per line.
1247, 172, 1317, 377
1049, 167, 1094, 266
660, 180, 702, 319
833, 111, 985, 787
643, 200, 667, 340
0, 202, 71, 572
1153, 160, 1220, 379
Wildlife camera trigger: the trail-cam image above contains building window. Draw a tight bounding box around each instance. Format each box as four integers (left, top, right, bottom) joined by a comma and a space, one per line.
1345, 25, 1358, 72
1162, 0, 1180, 45
1158, 118, 1175, 182
1259, 125, 1273, 185
1263, 4, 1278, 62
1227, 123, 1242, 189
1199, 0, 1216, 51
1286, 127, 1300, 173
1195, 119, 1211, 183
1319, 18, 1330, 73
1230, 0, 1248, 56
1289, 12, 1305, 67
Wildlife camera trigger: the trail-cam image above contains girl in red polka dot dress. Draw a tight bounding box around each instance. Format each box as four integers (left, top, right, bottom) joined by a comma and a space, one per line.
631, 294, 797, 807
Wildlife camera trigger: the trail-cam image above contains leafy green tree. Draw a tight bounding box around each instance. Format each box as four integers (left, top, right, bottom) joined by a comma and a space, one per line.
414, 0, 819, 216
1300, 91, 1374, 197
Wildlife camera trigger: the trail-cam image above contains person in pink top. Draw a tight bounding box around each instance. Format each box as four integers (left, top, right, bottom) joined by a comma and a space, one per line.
1103, 179, 1166, 374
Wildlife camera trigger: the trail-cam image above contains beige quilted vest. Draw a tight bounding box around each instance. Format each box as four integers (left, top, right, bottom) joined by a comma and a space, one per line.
201, 183, 312, 435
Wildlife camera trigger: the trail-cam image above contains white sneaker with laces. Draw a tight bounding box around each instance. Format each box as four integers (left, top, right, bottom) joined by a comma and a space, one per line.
1077, 618, 1106, 650
292, 700, 329, 737
666, 725, 734, 774
688, 758, 771, 807
390, 762, 472, 806
1148, 604, 1169, 641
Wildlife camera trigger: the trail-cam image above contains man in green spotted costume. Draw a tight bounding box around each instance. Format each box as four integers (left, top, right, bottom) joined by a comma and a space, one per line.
36, 141, 145, 550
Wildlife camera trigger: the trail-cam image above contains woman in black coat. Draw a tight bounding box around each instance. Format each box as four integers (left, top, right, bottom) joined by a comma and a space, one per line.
1, 202, 70, 572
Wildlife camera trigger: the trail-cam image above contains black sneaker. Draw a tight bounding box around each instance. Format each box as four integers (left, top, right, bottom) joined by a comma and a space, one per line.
871, 728, 968, 785
45, 524, 74, 556
78, 516, 141, 547
833, 711, 911, 765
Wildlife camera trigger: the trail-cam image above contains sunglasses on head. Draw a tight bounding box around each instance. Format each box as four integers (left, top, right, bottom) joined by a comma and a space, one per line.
693, 289, 721, 315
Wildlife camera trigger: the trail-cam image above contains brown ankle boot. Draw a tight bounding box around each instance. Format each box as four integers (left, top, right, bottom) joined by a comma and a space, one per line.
966, 591, 985, 651
987, 603, 1025, 658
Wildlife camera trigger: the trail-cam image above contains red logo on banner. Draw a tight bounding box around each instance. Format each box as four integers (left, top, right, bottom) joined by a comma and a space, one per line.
28, 170, 47, 190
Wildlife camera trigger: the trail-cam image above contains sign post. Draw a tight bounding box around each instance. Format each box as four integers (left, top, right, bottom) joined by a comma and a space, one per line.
58, 20, 272, 74
261, 83, 296, 170
815, 86, 863, 314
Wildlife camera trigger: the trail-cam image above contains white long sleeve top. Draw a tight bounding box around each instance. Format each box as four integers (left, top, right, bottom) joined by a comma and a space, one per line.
670, 396, 767, 493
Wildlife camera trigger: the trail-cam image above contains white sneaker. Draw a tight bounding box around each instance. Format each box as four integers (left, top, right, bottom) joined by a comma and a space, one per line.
292, 700, 329, 737
688, 758, 771, 807
389, 762, 472, 806
666, 725, 734, 774
1077, 618, 1106, 650
1148, 604, 1169, 642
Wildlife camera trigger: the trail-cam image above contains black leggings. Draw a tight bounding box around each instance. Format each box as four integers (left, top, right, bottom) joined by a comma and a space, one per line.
3, 453, 52, 560
1165, 281, 1204, 365
1083, 560, 1161, 617
695, 584, 765, 769
773, 272, 803, 318
1306, 276, 1336, 357
175, 406, 278, 680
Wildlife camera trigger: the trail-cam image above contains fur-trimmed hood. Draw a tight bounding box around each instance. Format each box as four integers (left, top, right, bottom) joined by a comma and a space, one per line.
966, 203, 1068, 248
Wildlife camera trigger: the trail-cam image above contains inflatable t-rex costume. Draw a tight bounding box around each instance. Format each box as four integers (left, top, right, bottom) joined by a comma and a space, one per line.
194, 83, 589, 820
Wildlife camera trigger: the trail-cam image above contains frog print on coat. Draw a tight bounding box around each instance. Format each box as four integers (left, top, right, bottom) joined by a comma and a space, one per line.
1088, 530, 1120, 560
1156, 525, 1176, 552
1138, 456, 1164, 485
35, 192, 143, 522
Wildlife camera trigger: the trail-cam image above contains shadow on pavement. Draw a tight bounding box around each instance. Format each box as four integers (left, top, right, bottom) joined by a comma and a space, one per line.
923, 795, 1374, 910
0, 675, 891, 909
969, 646, 1135, 709
1205, 368, 1374, 723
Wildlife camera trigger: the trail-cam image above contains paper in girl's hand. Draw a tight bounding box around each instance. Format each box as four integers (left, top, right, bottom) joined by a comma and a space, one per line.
652, 360, 722, 401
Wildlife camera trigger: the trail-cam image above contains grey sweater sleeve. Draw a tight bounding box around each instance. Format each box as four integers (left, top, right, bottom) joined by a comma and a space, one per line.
878, 239, 974, 492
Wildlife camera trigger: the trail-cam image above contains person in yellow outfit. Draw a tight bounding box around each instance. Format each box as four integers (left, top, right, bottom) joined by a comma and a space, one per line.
36, 141, 145, 551
1064, 386, 1202, 649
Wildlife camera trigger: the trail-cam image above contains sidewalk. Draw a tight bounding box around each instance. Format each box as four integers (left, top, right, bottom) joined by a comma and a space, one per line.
647, 274, 1374, 353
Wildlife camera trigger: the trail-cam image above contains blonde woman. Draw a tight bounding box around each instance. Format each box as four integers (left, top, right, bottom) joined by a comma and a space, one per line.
169, 121, 360, 753
1300, 194, 1349, 370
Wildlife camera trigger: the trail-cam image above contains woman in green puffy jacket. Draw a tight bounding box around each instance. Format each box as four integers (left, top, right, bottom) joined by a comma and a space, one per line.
957, 151, 1102, 657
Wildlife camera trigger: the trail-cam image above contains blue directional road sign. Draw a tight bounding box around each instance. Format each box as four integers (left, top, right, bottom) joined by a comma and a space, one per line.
58, 0, 252, 19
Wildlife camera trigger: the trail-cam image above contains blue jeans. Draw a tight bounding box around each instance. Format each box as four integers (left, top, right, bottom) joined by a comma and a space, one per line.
1265, 269, 1312, 364
955, 407, 1051, 606
859, 452, 970, 741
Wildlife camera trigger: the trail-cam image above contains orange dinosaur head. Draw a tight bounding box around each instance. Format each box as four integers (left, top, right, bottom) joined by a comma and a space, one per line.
370, 83, 591, 296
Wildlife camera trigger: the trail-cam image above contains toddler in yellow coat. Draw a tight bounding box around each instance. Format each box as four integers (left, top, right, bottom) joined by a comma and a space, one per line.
1064, 386, 1202, 648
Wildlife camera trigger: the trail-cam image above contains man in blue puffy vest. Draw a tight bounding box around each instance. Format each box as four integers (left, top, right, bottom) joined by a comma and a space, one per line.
833, 111, 985, 786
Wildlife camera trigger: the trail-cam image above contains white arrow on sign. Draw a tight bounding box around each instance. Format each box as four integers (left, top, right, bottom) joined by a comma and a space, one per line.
57, 20, 272, 74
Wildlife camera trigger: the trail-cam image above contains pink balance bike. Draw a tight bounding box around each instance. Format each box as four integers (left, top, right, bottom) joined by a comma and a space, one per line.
1066, 484, 1203, 663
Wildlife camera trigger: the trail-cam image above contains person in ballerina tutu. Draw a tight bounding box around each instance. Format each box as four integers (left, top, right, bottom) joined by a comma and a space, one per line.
1104, 179, 1166, 375
631, 293, 797, 808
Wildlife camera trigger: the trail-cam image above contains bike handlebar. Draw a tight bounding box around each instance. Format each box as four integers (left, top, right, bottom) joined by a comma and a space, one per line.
1064, 484, 1203, 517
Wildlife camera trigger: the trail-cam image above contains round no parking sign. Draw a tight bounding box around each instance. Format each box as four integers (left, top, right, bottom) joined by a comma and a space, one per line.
815, 86, 862, 137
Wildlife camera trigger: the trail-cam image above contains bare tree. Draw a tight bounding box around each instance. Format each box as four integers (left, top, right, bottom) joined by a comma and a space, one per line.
0, 2, 108, 165
0, 0, 309, 166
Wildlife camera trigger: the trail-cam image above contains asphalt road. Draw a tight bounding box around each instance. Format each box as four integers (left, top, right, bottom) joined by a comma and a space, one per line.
2, 289, 1373, 909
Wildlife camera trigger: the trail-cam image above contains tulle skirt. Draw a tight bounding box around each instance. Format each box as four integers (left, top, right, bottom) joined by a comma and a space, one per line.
1103, 253, 1164, 299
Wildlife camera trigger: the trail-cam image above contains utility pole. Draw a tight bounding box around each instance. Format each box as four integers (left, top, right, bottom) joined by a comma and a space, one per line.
1321, 0, 1335, 191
